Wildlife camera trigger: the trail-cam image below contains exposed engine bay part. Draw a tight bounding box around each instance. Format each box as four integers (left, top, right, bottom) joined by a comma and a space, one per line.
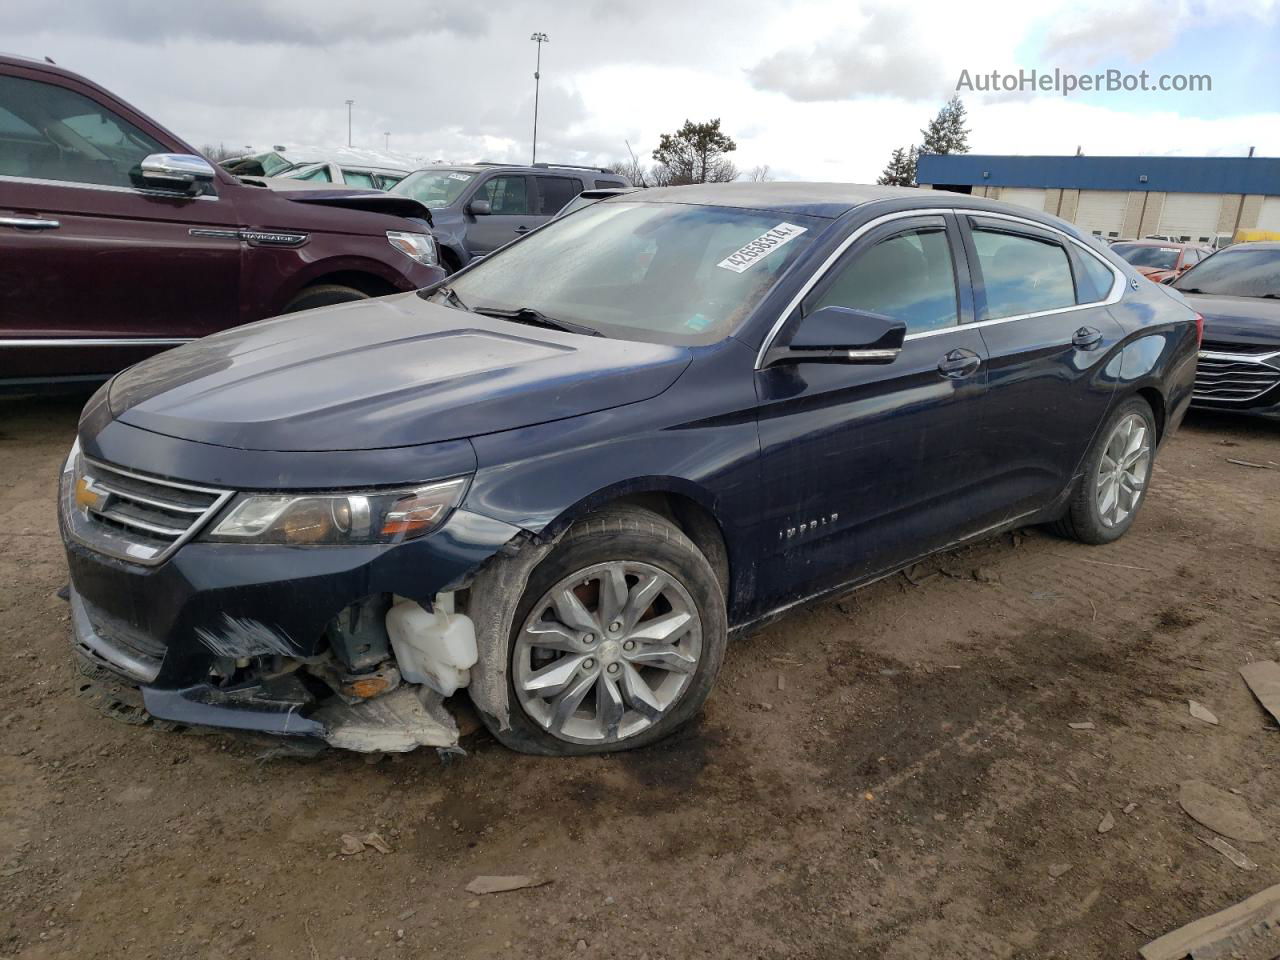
313, 685, 458, 753
325, 595, 393, 673
387, 593, 477, 696
465, 531, 562, 732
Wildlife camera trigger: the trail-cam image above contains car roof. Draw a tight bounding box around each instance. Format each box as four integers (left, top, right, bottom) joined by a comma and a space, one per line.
1114, 239, 1205, 249
1221, 241, 1280, 251
594, 182, 1097, 221
407, 163, 624, 177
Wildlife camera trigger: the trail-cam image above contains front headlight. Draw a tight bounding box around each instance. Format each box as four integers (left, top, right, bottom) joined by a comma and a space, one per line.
202, 478, 466, 545
386, 230, 438, 267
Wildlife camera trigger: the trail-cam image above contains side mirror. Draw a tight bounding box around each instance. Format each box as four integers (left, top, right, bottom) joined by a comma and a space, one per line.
137, 153, 215, 193
467, 199, 492, 216
764, 306, 906, 368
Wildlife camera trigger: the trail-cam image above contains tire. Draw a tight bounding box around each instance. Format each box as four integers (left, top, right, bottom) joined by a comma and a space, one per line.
482, 506, 727, 756
1051, 395, 1157, 545
282, 284, 369, 313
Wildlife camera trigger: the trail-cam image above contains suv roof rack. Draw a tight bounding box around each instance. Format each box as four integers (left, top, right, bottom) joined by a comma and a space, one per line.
532, 162, 617, 174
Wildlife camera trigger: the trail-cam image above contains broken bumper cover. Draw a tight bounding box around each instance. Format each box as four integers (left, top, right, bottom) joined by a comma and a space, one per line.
63, 507, 523, 746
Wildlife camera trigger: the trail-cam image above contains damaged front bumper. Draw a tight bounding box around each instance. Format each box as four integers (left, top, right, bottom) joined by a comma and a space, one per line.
63, 506, 523, 752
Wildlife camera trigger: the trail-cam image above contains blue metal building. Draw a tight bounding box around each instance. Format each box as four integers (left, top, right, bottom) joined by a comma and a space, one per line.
915, 154, 1280, 243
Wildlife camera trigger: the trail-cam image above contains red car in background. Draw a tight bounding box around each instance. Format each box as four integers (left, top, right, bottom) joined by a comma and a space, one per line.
0, 54, 444, 389
1110, 239, 1212, 285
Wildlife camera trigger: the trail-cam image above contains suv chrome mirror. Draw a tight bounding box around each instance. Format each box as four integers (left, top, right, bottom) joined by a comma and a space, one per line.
764, 306, 906, 368
138, 153, 216, 192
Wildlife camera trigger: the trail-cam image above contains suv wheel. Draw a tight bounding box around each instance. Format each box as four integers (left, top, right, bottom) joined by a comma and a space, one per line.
484, 507, 727, 756
1052, 396, 1156, 544
283, 284, 369, 313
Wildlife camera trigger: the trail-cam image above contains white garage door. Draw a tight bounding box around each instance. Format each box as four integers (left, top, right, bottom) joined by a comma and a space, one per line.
998, 188, 1046, 212
1074, 190, 1128, 238
1257, 196, 1280, 232
1158, 193, 1222, 243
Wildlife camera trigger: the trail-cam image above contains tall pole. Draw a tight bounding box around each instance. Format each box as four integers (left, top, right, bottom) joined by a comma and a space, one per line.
345, 99, 354, 147
384, 131, 390, 151
530, 32, 548, 164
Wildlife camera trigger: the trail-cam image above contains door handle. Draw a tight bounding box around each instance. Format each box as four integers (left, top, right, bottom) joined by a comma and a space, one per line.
0, 216, 60, 230
937, 348, 982, 379
514, 225, 531, 234
1072, 326, 1103, 349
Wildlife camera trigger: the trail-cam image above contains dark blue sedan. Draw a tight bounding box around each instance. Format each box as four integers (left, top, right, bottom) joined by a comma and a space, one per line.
60, 183, 1199, 756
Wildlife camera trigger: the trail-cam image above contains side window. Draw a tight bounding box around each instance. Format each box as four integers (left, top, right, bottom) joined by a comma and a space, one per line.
0, 74, 167, 188
1075, 250, 1117, 303
375, 173, 404, 190
971, 228, 1076, 320
481, 175, 531, 215
295, 165, 332, 182
536, 176, 580, 215
808, 226, 958, 334
1183, 249, 1201, 265
342, 169, 375, 189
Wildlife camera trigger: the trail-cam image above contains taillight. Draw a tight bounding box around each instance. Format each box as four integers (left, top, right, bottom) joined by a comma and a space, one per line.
1193, 312, 1204, 346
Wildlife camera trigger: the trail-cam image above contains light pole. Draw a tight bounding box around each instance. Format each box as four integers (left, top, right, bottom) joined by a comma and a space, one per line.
384, 131, 391, 151
529, 32, 548, 164
345, 99, 354, 147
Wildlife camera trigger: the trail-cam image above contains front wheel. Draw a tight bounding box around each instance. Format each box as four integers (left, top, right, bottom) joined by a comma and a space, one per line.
1052, 396, 1156, 544
483, 507, 727, 756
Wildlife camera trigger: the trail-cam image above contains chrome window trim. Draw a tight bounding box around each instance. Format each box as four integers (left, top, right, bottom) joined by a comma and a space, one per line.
0, 337, 195, 347
754, 207, 1128, 368
0, 173, 219, 201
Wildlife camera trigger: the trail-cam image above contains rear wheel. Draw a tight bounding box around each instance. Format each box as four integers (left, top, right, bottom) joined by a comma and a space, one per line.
1052, 396, 1156, 544
283, 284, 368, 313
484, 507, 727, 756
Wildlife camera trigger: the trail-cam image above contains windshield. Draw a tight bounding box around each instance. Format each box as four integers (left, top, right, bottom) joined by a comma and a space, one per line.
391, 169, 477, 208
1174, 246, 1280, 298
434, 201, 824, 344
1112, 243, 1179, 270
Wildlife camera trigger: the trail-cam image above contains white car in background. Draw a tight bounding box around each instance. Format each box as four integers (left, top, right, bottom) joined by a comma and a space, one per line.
272, 160, 408, 191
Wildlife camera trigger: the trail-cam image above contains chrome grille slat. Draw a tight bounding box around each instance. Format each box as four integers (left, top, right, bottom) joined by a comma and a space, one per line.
1193, 348, 1280, 404
64, 455, 234, 566
91, 478, 211, 514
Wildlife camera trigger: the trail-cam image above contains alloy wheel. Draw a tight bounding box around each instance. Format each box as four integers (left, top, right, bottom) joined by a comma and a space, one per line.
513, 561, 703, 744
1096, 412, 1152, 528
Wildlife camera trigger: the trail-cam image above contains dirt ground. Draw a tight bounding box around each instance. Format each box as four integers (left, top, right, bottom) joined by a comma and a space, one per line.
2, 394, 1278, 960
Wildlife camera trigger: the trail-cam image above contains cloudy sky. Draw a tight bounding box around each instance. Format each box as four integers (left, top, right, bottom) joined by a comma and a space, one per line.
8, 0, 1280, 180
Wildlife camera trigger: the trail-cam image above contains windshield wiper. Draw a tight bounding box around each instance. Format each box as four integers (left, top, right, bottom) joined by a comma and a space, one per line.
472, 306, 603, 337
1180, 287, 1205, 294
418, 283, 469, 311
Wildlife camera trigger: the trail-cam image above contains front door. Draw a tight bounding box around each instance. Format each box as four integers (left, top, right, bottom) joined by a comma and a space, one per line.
0, 67, 241, 382
959, 215, 1124, 518
751, 214, 991, 615
466, 174, 541, 256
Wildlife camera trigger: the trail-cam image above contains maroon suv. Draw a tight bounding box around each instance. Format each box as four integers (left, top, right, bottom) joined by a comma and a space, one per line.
0, 55, 444, 387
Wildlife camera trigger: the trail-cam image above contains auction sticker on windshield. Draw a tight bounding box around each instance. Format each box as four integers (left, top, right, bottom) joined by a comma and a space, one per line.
717, 223, 808, 274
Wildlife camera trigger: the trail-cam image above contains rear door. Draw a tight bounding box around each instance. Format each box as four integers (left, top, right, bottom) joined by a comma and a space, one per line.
0, 66, 241, 382
533, 174, 582, 219
960, 215, 1125, 518
466, 174, 539, 255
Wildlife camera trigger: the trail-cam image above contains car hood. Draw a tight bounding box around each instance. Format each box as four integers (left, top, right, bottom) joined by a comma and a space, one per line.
1182, 293, 1280, 349
108, 294, 692, 452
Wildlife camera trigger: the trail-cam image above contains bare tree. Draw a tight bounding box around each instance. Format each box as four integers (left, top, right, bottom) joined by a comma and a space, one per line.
201, 143, 238, 162
609, 155, 649, 187
746, 164, 773, 182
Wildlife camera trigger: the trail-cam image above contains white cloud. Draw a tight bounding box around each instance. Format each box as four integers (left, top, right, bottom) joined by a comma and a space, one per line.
5, 0, 1277, 183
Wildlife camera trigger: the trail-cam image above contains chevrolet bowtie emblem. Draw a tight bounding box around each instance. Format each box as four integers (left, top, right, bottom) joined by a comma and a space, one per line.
74, 475, 108, 512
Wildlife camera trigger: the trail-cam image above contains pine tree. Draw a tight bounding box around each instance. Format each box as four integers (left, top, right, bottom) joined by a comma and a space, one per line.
877, 145, 918, 187
919, 96, 970, 156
